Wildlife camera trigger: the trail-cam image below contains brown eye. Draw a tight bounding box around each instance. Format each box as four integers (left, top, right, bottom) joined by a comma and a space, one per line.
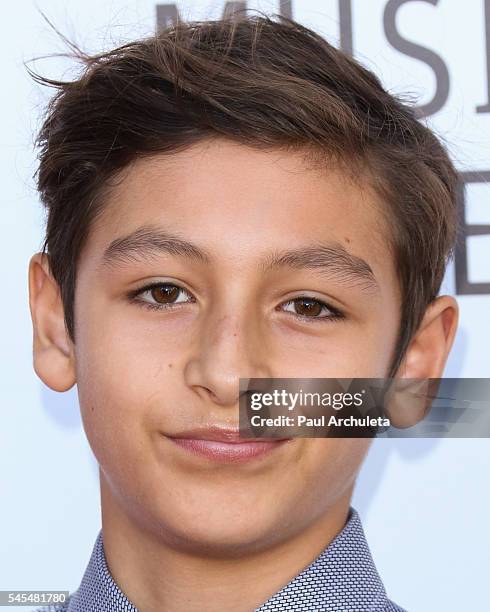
292, 298, 324, 317
130, 282, 194, 311
280, 297, 343, 322
150, 284, 181, 304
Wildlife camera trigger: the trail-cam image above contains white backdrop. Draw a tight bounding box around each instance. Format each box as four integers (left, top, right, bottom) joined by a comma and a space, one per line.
1, 1, 489, 611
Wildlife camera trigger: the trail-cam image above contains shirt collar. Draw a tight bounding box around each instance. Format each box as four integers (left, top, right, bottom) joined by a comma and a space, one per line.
67, 507, 404, 612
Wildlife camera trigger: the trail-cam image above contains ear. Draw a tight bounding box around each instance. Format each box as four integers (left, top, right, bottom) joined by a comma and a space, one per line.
385, 295, 459, 428
397, 295, 459, 379
28, 252, 76, 392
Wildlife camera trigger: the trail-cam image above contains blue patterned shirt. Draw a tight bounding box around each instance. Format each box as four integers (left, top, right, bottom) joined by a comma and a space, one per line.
35, 507, 407, 611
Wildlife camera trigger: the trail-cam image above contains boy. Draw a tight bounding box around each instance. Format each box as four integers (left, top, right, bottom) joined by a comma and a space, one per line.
28, 12, 459, 612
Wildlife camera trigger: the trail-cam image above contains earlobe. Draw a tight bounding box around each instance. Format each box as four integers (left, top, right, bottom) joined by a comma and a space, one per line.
28, 252, 76, 392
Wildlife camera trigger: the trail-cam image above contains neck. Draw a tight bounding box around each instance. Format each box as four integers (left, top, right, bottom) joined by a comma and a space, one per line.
100, 475, 353, 612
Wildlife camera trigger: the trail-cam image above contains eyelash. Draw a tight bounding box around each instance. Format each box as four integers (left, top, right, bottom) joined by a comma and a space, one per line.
127, 282, 346, 323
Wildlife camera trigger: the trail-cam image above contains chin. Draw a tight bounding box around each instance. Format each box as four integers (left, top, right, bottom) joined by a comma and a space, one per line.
167, 519, 282, 558
141, 500, 284, 558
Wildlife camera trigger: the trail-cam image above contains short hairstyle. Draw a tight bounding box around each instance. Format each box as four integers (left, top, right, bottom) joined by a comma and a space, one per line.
29, 12, 459, 378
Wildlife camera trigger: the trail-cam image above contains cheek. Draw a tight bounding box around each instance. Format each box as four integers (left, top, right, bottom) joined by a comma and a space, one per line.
271, 321, 396, 378
250, 438, 371, 539
73, 315, 179, 473
298, 438, 371, 511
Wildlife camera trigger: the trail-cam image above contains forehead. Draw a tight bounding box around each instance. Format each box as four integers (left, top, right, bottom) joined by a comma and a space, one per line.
83, 138, 397, 293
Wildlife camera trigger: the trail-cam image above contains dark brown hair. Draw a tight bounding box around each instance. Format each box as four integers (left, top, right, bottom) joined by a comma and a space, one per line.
29, 11, 459, 378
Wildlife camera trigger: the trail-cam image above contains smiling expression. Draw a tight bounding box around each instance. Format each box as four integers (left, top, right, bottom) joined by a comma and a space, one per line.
72, 138, 401, 554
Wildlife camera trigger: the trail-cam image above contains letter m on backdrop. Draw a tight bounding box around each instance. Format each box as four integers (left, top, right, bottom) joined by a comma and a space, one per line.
156, 2, 248, 28
156, 2, 293, 28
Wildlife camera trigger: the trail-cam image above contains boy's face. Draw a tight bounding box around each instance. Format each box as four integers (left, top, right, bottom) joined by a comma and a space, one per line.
71, 138, 401, 554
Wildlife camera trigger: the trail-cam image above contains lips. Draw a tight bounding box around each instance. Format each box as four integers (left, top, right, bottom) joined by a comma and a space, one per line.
166, 426, 292, 463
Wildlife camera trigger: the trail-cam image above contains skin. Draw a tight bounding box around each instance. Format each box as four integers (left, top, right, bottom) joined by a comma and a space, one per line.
28, 138, 459, 612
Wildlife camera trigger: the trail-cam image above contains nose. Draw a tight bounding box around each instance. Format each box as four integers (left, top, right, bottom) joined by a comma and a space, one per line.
183, 309, 273, 408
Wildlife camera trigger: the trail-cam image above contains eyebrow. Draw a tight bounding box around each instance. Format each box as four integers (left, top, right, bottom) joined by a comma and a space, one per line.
99, 225, 380, 293
261, 244, 380, 293
100, 225, 211, 268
